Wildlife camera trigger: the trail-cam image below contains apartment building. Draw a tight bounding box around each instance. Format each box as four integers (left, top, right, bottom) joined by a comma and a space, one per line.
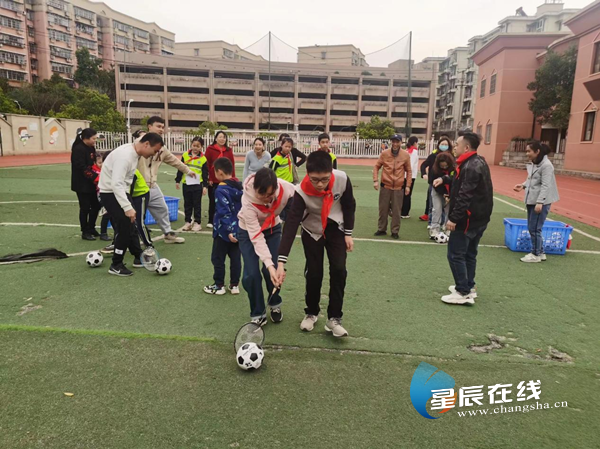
0, 0, 175, 86
297, 44, 368, 67
115, 52, 439, 137
174, 40, 265, 62
434, 0, 580, 137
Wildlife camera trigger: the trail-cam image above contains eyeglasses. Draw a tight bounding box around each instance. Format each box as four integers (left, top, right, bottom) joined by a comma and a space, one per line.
309, 176, 331, 185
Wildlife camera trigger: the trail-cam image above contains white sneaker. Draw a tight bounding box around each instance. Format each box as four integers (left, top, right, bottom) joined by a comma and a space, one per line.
325, 318, 348, 337
181, 222, 193, 232
441, 292, 475, 305
520, 253, 542, 263
203, 284, 226, 295
192, 222, 202, 232
164, 232, 185, 244
449, 285, 478, 299
207, 223, 213, 228
228, 285, 240, 295
540, 254, 547, 261
300, 314, 318, 332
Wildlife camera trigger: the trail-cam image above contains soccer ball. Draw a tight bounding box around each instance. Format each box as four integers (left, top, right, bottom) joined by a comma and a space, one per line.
236, 342, 264, 371
434, 232, 449, 244
155, 258, 172, 275
86, 251, 103, 267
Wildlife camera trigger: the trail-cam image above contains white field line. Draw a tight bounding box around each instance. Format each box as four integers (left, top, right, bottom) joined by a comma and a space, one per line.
1, 221, 600, 256
0, 200, 78, 205
494, 196, 600, 243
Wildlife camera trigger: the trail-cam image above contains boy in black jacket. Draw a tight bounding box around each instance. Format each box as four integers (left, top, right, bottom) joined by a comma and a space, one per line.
440, 132, 493, 305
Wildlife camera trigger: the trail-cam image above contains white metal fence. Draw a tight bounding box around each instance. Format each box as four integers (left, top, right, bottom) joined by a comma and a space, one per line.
95, 130, 436, 159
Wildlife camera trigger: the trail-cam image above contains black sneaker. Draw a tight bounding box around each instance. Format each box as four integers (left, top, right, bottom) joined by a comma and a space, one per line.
89, 229, 101, 237
99, 233, 112, 241
391, 233, 399, 239
374, 231, 387, 236
82, 233, 96, 241
132, 258, 143, 268
101, 244, 114, 254
251, 316, 267, 327
108, 263, 133, 277
270, 307, 283, 323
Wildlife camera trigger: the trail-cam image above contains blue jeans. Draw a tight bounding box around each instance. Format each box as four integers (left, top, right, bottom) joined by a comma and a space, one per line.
527, 204, 551, 256
238, 224, 283, 319
447, 225, 487, 296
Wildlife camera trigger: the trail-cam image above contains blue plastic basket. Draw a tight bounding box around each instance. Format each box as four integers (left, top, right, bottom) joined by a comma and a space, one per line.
145, 196, 180, 225
503, 218, 573, 255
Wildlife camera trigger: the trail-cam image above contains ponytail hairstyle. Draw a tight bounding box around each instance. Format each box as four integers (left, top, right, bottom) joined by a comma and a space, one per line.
527, 140, 551, 165
72, 128, 97, 150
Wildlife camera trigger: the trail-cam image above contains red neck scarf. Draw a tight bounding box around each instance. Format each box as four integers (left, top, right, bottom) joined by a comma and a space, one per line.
251, 185, 285, 239
277, 151, 292, 171
407, 145, 417, 155
456, 151, 477, 177
215, 145, 226, 158
300, 172, 336, 236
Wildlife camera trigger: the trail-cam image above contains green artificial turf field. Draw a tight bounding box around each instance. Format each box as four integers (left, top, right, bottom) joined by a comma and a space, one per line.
1, 162, 599, 448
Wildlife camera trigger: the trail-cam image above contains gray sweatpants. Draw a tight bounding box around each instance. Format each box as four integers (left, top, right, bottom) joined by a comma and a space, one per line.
430, 189, 449, 234
148, 185, 172, 235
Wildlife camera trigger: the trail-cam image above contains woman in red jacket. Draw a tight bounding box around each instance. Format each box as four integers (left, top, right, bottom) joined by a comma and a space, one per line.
205, 130, 236, 227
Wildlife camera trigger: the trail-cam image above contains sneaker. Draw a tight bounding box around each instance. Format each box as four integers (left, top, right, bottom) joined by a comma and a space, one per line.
374, 231, 387, 236
132, 258, 143, 268
520, 253, 542, 263
101, 244, 114, 254
419, 214, 429, 221
540, 254, 547, 261
441, 291, 474, 305
270, 307, 283, 323
401, 215, 410, 219
300, 314, 318, 332
427, 225, 432, 230
99, 233, 112, 241
207, 223, 213, 229
325, 318, 348, 337
192, 222, 202, 232
391, 233, 399, 239
449, 285, 478, 299
108, 263, 133, 277
251, 316, 267, 327
89, 229, 101, 237
229, 285, 240, 295
182, 222, 193, 232
81, 233, 96, 241
164, 232, 185, 244
203, 284, 226, 295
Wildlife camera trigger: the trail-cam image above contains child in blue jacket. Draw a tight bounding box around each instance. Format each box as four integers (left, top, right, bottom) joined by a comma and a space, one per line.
204, 157, 243, 296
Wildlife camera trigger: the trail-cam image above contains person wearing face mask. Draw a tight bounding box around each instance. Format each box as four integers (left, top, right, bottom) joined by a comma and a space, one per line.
420, 137, 453, 225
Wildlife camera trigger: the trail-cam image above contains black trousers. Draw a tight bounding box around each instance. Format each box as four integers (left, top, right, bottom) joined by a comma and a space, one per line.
302, 222, 348, 319
211, 236, 241, 287
401, 179, 416, 216
183, 184, 203, 223
100, 214, 111, 234
132, 193, 152, 247
100, 193, 142, 266
208, 184, 216, 225
76, 191, 101, 233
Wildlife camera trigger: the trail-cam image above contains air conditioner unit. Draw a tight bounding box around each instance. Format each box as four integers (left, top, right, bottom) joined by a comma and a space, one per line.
67, 42, 71, 48
66, 58, 72, 62
76, 30, 80, 35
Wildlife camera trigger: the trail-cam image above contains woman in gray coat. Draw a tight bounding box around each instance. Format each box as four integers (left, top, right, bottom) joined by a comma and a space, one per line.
514, 142, 560, 263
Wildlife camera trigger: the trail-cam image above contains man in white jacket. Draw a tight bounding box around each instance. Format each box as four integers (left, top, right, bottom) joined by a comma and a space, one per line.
99, 133, 164, 276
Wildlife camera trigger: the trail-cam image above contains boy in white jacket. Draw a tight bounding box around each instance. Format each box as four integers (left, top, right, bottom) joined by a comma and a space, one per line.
237, 168, 296, 326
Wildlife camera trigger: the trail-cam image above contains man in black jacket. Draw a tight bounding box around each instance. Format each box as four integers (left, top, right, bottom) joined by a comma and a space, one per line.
439, 132, 493, 305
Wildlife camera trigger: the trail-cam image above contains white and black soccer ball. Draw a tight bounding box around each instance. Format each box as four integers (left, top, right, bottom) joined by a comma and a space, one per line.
86, 251, 103, 267
236, 342, 264, 371
155, 258, 172, 275
434, 232, 449, 244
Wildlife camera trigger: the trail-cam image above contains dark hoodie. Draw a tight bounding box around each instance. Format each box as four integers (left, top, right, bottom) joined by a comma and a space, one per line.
214, 178, 244, 241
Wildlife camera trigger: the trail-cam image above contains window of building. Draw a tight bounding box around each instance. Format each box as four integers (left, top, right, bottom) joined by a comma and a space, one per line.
76, 37, 96, 50
48, 12, 70, 28
490, 74, 497, 95
51, 62, 72, 75
114, 35, 130, 46
162, 38, 174, 48
0, 32, 24, 48
0, 15, 22, 30
527, 19, 545, 32
223, 48, 234, 59
477, 124, 482, 136
593, 42, 600, 74
480, 78, 486, 98
194, 48, 200, 56
1, 68, 27, 81
0, 50, 25, 65
321, 51, 326, 60
113, 20, 132, 33
133, 28, 149, 39
49, 29, 71, 43
583, 111, 596, 142
0, 0, 20, 12
76, 22, 94, 35
485, 123, 492, 144
74, 6, 95, 21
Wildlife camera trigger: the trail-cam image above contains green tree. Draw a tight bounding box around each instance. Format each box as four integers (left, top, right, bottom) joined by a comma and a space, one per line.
356, 115, 397, 139
361, 71, 373, 76
0, 88, 21, 114
74, 48, 116, 100
54, 88, 126, 132
9, 74, 75, 116
528, 46, 577, 130
185, 121, 229, 137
